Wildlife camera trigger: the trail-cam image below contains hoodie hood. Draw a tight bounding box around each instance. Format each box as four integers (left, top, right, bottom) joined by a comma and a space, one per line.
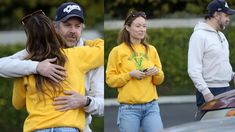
194, 21, 217, 33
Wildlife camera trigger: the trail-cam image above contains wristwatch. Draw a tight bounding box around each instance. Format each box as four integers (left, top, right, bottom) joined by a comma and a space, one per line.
85, 96, 92, 107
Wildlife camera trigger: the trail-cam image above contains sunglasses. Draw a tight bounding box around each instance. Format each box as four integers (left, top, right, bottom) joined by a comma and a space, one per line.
124, 11, 147, 25
21, 10, 45, 25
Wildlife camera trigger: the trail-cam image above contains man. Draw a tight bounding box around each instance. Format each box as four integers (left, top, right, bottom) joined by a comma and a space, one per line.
188, 0, 235, 108
53, 3, 104, 132
0, 2, 103, 132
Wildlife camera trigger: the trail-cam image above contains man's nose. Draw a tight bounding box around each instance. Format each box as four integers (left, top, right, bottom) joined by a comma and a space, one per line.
69, 26, 76, 33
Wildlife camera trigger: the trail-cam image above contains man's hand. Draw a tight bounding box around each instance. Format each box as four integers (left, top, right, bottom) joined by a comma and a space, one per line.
36, 57, 66, 83
144, 66, 159, 76
129, 70, 146, 79
204, 93, 214, 102
53, 90, 87, 112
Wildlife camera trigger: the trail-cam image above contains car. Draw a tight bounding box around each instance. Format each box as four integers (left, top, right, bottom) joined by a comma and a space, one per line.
196, 89, 235, 120
162, 89, 235, 132
162, 116, 235, 132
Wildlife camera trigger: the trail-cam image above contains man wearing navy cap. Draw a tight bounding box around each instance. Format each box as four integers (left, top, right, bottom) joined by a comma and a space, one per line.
52, 2, 104, 132
188, 0, 235, 108
0, 2, 103, 132
54, 2, 85, 47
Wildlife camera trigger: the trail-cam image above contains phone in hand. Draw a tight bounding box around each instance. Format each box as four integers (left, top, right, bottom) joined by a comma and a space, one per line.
143, 68, 148, 72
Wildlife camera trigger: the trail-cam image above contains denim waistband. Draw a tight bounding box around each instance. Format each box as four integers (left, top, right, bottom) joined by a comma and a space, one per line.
120, 99, 156, 105
34, 127, 80, 132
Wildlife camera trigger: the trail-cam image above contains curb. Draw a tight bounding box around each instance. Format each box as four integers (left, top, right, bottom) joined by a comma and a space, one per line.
104, 18, 203, 30
105, 95, 195, 106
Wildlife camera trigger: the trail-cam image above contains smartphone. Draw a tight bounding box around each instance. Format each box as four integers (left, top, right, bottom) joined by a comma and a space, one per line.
143, 68, 148, 72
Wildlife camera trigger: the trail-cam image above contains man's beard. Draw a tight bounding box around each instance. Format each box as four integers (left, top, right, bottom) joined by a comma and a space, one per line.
65, 34, 79, 47
218, 20, 227, 31
219, 24, 226, 30
219, 19, 229, 31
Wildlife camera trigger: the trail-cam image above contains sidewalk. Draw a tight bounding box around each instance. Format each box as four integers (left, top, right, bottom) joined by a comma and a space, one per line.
105, 95, 195, 106
105, 18, 235, 30
104, 18, 203, 30
0, 30, 101, 44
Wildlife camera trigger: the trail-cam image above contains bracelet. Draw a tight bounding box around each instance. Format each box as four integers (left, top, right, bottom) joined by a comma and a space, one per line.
85, 97, 92, 107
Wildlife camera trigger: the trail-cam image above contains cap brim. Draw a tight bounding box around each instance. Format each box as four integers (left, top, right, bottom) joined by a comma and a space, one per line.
225, 9, 235, 15
60, 14, 84, 23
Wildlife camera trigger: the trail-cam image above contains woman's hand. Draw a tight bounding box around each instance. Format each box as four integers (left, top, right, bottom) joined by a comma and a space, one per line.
129, 70, 146, 79
144, 66, 159, 76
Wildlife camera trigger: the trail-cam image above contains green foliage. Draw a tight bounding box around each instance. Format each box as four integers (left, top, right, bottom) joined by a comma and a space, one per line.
0, 44, 25, 56
104, 30, 119, 98
0, 44, 25, 131
0, 0, 103, 30
90, 116, 104, 132
148, 28, 195, 95
105, 0, 235, 19
0, 44, 103, 131
104, 26, 235, 98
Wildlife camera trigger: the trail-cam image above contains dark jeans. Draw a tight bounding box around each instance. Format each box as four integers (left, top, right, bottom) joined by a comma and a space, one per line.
196, 87, 231, 108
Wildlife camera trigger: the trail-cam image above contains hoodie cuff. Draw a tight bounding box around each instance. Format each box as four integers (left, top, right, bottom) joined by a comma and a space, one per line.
28, 61, 39, 74
124, 73, 132, 81
201, 88, 211, 96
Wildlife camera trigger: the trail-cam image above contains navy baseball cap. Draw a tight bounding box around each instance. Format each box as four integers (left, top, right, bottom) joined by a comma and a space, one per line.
207, 0, 235, 15
55, 2, 84, 23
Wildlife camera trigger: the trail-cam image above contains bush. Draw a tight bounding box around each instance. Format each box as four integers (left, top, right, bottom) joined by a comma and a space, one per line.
0, 44, 25, 131
105, 26, 235, 98
0, 0, 104, 30
0, 44, 103, 131
104, 0, 235, 19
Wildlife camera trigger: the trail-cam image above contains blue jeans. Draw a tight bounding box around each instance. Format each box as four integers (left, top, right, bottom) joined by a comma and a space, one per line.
196, 87, 231, 107
117, 100, 163, 132
34, 127, 79, 132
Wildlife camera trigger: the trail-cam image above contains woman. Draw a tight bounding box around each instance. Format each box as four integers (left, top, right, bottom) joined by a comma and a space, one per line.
12, 10, 103, 132
106, 10, 164, 132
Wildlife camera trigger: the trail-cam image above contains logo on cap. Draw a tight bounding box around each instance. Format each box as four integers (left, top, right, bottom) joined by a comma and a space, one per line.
225, 2, 229, 8
55, 2, 85, 22
63, 5, 81, 13
207, 0, 235, 15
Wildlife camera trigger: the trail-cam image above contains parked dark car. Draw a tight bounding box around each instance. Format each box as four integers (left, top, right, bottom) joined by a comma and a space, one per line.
163, 89, 235, 132
162, 116, 235, 132
196, 89, 235, 120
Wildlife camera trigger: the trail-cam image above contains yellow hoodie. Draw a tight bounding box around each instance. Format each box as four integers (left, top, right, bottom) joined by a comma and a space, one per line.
12, 39, 104, 132
106, 43, 164, 104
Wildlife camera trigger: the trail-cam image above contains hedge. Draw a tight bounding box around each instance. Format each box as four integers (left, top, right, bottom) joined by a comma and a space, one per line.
104, 0, 235, 19
0, 44, 103, 131
0, 0, 104, 30
104, 26, 235, 98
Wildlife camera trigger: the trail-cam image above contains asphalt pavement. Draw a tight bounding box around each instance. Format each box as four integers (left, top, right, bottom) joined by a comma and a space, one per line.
104, 103, 197, 132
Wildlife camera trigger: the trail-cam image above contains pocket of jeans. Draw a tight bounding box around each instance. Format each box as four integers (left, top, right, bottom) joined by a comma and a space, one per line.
117, 105, 141, 127
119, 104, 130, 110
150, 101, 160, 113
117, 105, 129, 125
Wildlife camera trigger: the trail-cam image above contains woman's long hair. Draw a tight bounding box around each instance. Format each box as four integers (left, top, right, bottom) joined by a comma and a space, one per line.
23, 12, 67, 100
117, 10, 149, 54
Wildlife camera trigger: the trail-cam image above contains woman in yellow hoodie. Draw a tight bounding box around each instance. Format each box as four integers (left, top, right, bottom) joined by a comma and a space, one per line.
106, 10, 164, 132
12, 10, 103, 132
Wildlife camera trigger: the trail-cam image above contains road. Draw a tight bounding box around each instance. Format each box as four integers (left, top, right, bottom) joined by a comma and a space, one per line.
104, 103, 197, 132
